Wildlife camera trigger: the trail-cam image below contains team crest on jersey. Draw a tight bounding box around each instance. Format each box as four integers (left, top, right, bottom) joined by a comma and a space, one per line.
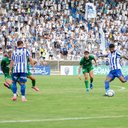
18, 51, 22, 55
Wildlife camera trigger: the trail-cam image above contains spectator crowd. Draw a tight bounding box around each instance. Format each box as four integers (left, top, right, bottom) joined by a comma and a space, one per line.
0, 0, 127, 65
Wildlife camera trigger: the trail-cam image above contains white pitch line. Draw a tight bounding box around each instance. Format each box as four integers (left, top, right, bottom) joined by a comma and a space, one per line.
113, 85, 126, 91
119, 87, 126, 91
0, 115, 128, 124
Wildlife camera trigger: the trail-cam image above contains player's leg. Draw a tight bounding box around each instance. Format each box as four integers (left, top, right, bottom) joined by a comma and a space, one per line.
3, 74, 13, 90
104, 70, 115, 95
118, 76, 127, 83
27, 75, 39, 91
11, 73, 18, 101
5, 77, 20, 96
4, 78, 13, 90
83, 69, 89, 92
116, 69, 128, 83
20, 73, 27, 102
89, 67, 94, 89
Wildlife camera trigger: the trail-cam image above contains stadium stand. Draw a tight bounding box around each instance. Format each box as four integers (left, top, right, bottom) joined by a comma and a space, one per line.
0, 0, 127, 65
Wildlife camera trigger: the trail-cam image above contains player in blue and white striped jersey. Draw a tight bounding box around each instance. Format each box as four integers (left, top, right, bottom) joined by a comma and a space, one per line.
100, 44, 128, 96
10, 40, 34, 102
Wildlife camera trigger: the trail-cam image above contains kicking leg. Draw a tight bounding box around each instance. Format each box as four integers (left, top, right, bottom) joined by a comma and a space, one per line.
116, 69, 128, 83
118, 76, 127, 83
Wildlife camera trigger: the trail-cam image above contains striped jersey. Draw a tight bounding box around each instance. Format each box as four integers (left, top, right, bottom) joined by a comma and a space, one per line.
107, 50, 122, 70
11, 48, 30, 73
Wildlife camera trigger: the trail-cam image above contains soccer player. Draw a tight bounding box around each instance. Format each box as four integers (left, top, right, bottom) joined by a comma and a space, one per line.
100, 44, 128, 96
10, 40, 34, 102
27, 58, 39, 91
1, 50, 13, 91
78, 50, 97, 92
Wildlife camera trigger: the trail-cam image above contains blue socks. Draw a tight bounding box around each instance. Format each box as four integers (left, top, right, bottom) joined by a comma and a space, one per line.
124, 75, 128, 81
104, 80, 110, 92
20, 84, 26, 96
12, 82, 17, 94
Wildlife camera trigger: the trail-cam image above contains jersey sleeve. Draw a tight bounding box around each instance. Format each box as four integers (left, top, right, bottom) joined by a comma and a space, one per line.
90, 55, 95, 60
1, 59, 6, 72
116, 51, 122, 57
79, 58, 83, 65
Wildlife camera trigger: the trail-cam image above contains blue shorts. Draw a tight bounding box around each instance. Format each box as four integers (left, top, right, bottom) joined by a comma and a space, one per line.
12, 73, 27, 83
107, 69, 123, 81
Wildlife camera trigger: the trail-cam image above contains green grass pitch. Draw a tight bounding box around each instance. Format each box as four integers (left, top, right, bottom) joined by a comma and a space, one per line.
0, 75, 128, 128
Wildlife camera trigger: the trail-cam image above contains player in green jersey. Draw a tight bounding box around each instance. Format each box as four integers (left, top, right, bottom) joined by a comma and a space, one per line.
27, 59, 39, 91
78, 50, 97, 92
1, 50, 13, 90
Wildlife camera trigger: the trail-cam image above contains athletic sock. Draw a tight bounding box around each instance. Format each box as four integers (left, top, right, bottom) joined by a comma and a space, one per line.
13, 94, 17, 97
20, 84, 26, 96
124, 75, 128, 81
12, 82, 17, 94
85, 80, 89, 89
32, 80, 36, 87
90, 78, 93, 84
104, 80, 110, 92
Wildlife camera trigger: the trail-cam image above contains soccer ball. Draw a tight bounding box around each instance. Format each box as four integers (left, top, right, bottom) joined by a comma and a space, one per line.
107, 89, 115, 97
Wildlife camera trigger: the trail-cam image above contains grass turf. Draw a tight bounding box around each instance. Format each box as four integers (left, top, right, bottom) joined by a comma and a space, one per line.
0, 75, 128, 128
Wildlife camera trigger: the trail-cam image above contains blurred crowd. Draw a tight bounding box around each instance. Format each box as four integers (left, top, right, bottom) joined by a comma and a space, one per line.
0, 0, 128, 64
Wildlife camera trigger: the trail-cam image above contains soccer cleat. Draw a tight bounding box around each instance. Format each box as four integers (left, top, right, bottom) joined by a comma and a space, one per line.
90, 83, 93, 89
86, 88, 89, 92
12, 96, 17, 101
32, 86, 40, 91
104, 92, 108, 96
21, 97, 27, 102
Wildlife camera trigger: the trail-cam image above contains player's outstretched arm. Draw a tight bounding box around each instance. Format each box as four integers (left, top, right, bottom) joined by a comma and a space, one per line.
122, 55, 128, 60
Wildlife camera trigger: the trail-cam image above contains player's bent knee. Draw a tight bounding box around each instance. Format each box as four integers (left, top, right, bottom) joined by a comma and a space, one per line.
85, 77, 88, 80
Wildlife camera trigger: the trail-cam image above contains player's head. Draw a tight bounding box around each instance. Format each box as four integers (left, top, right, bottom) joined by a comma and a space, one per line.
17, 40, 23, 47
84, 50, 89, 58
109, 44, 115, 53
3, 50, 8, 57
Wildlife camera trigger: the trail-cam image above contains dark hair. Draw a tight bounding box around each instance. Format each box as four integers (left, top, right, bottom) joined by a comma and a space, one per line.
109, 44, 115, 48
84, 50, 89, 54
17, 40, 23, 46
